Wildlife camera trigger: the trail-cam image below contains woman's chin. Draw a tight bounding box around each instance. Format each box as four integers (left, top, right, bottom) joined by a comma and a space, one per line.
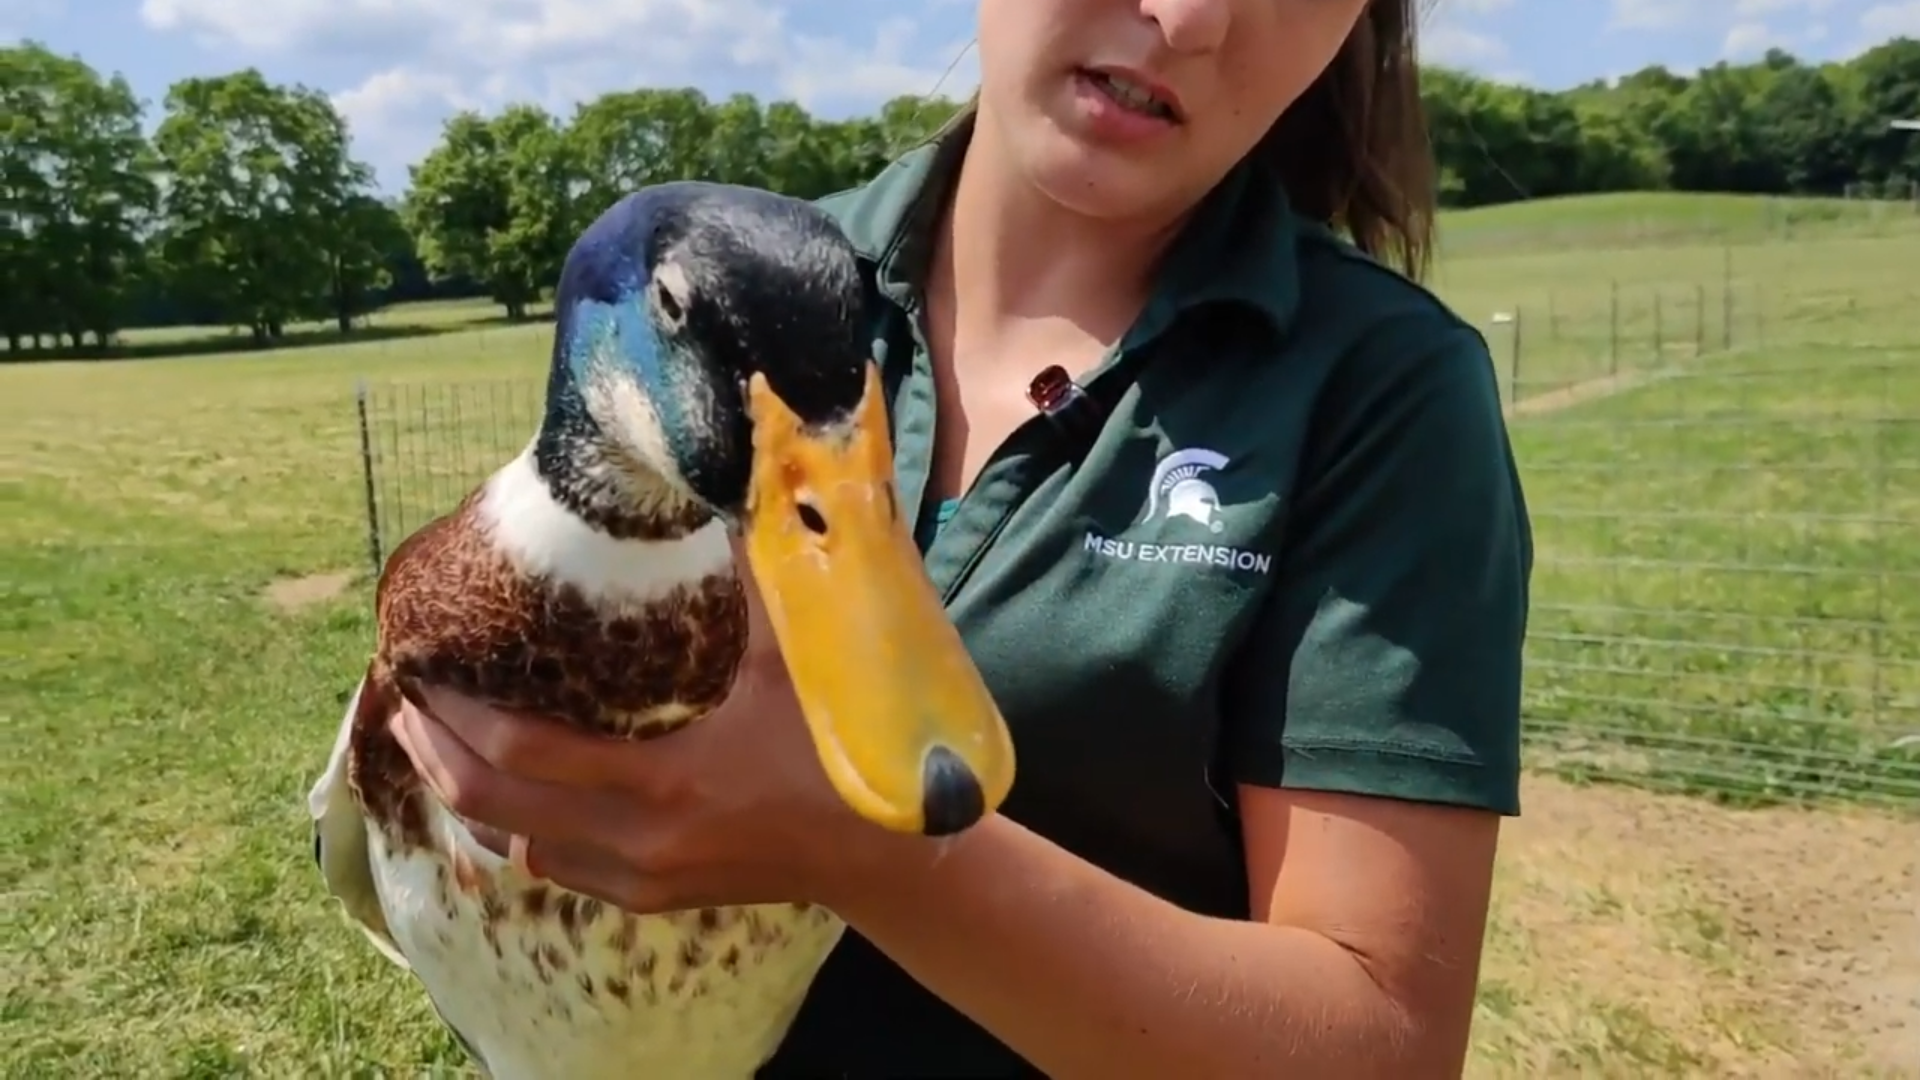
1010, 120, 1188, 224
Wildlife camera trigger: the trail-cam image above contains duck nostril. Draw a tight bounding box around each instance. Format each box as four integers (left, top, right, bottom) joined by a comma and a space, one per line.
796, 501, 827, 534
920, 746, 987, 837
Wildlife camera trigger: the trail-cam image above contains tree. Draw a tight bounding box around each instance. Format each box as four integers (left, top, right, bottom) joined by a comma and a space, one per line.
150, 69, 380, 343
10, 35, 1920, 360
0, 42, 156, 351
1751, 57, 1857, 192
404, 106, 582, 321
492, 105, 584, 318
1849, 37, 1920, 190
568, 88, 717, 224
327, 195, 411, 332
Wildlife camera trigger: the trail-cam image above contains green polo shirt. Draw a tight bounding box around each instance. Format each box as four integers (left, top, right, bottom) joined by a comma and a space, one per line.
760, 122, 1532, 1077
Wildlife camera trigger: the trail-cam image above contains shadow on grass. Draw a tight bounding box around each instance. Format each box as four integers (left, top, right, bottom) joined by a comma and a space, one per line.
0, 311, 556, 364
456, 309, 557, 330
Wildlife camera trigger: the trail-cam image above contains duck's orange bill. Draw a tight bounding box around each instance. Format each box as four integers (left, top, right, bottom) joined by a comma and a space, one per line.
740, 364, 1015, 836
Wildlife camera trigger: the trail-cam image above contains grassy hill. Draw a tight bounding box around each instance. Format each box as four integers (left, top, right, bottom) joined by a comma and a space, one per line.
1437, 190, 1920, 255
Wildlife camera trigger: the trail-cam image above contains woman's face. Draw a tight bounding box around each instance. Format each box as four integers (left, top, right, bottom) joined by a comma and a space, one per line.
975, 0, 1372, 222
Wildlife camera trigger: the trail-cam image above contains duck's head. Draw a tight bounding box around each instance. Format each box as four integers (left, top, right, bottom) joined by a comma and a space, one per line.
550, 181, 1013, 838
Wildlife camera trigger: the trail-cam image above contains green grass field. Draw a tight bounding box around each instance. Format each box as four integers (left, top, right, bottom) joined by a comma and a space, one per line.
4, 192, 1918, 1075
1517, 347, 1920, 805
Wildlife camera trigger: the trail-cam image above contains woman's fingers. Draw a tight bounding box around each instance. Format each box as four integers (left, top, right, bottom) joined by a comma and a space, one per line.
412, 685, 644, 791
459, 822, 661, 914
510, 833, 665, 913
392, 700, 635, 848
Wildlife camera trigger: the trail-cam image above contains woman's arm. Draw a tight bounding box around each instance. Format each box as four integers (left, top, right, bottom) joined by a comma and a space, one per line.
825, 322, 1525, 1079
823, 785, 1499, 1080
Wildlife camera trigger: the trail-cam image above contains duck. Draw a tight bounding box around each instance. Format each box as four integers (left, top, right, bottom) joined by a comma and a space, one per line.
305, 181, 1018, 1080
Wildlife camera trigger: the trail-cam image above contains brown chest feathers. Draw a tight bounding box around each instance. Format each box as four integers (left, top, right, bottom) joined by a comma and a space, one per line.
348, 494, 748, 848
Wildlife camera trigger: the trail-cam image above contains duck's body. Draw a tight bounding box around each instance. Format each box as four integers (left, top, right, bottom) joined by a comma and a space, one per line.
308, 181, 1014, 1078
310, 451, 842, 1079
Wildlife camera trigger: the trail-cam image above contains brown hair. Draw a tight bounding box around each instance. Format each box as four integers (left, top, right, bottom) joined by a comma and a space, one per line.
922, 0, 1438, 280
1258, 0, 1437, 281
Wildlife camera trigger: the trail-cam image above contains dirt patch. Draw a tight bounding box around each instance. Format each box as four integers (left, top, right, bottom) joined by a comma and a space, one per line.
1506, 368, 1673, 419
262, 569, 356, 613
1474, 774, 1920, 1077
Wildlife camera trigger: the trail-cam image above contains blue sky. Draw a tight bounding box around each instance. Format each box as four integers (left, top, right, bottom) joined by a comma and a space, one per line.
8, 0, 1917, 190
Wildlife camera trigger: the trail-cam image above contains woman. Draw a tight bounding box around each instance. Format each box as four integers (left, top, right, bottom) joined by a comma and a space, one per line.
391, 0, 1532, 1075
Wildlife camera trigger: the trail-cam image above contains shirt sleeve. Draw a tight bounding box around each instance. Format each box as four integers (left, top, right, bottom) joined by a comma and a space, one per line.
1220, 320, 1532, 815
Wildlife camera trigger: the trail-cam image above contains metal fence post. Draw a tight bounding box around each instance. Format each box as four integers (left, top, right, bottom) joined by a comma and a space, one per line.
1695, 282, 1705, 356
355, 379, 384, 576
1722, 248, 1734, 352
1510, 306, 1523, 400
1654, 290, 1664, 363
1609, 280, 1619, 375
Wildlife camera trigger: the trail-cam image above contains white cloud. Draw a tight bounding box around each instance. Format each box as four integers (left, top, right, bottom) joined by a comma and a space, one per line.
779, 20, 977, 107
1723, 20, 1794, 55
1611, 0, 1840, 30
1609, 0, 1689, 30
1724, 0, 1900, 58
1859, 0, 1920, 36
1420, 0, 1518, 77
1423, 25, 1511, 67
1, 0, 65, 38
138, 0, 970, 188
1734, 0, 1838, 14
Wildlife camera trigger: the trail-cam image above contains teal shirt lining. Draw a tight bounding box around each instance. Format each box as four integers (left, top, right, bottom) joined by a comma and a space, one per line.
913, 496, 962, 552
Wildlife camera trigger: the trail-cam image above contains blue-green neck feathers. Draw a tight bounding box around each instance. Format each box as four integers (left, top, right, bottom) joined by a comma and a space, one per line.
533, 198, 713, 541
547, 290, 700, 482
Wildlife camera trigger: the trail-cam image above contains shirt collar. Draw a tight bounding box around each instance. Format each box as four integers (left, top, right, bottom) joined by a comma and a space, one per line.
832, 113, 1301, 341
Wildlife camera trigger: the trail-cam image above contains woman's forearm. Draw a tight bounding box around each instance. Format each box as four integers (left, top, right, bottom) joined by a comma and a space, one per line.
826, 815, 1440, 1080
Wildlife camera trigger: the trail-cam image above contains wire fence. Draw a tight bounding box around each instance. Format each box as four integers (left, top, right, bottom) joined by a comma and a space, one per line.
1510, 349, 1919, 809
354, 378, 546, 569
352, 276, 1920, 811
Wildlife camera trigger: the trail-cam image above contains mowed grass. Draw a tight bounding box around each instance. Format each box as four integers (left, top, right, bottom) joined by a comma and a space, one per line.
4, 193, 1918, 1075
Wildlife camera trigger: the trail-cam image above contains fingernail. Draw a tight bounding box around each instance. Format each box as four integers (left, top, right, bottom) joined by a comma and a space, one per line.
509, 834, 540, 879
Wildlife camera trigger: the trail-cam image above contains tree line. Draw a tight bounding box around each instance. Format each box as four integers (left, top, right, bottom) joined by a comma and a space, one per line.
3, 37, 1917, 355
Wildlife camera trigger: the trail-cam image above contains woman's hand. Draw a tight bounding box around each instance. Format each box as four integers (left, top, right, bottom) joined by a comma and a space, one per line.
388, 538, 902, 914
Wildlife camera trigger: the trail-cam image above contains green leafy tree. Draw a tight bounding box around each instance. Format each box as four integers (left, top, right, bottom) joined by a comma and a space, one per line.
328, 194, 411, 332
0, 42, 156, 351
1850, 37, 1920, 191
151, 69, 380, 342
405, 106, 581, 320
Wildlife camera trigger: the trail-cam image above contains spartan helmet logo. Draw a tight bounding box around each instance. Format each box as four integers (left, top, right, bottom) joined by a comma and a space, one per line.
1141, 448, 1228, 534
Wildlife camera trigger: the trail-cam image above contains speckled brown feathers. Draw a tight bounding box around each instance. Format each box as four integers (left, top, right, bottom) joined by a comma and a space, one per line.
317, 458, 847, 1078
346, 488, 747, 852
